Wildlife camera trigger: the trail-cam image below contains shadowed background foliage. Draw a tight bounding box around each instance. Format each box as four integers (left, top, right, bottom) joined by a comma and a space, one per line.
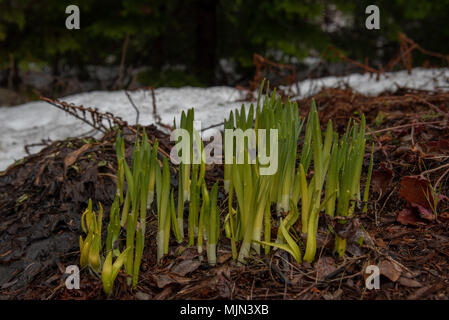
1, 0, 448, 92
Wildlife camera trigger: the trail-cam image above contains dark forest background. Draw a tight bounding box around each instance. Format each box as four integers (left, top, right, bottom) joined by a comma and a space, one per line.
1, 0, 449, 102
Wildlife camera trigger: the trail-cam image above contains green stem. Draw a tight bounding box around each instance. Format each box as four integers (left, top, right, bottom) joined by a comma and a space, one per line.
207, 243, 217, 266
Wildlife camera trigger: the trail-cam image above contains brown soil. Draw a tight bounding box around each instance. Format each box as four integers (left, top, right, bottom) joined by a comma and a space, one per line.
1, 87, 448, 300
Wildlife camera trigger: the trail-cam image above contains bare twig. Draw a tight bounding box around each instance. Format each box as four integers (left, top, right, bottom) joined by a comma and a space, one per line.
368, 121, 445, 135
325, 45, 382, 76
148, 86, 161, 123
420, 163, 449, 176
116, 32, 130, 90
201, 122, 224, 132
435, 167, 449, 190
124, 90, 140, 125
24, 139, 52, 155
40, 96, 128, 133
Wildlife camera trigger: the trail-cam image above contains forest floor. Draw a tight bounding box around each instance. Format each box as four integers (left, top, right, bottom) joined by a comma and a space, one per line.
0, 87, 449, 300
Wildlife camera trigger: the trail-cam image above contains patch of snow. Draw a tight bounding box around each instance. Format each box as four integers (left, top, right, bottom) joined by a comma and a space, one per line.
286, 68, 449, 98
1, 68, 448, 171
0, 86, 245, 170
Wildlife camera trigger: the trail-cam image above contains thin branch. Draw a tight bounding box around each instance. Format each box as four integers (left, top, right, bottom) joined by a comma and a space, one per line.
201, 122, 224, 132
124, 90, 140, 125
116, 32, 130, 90
149, 86, 161, 123
368, 121, 445, 135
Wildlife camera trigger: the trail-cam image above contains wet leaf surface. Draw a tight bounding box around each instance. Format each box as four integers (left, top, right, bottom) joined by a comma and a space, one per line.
171, 260, 202, 276
379, 259, 403, 282
399, 176, 433, 208
371, 163, 394, 197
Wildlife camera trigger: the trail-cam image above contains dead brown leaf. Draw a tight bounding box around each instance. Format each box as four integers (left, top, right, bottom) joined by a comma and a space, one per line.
371, 163, 394, 196
171, 260, 201, 276
379, 259, 402, 282
64, 143, 91, 173
399, 176, 432, 208
411, 203, 435, 221
152, 274, 177, 288
399, 276, 422, 288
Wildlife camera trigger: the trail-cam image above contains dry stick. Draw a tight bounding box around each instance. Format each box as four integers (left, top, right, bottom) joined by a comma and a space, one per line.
45, 283, 65, 300
322, 33, 448, 84
265, 257, 291, 285
385, 43, 418, 72
315, 232, 331, 284
201, 122, 224, 132
386, 32, 449, 73
400, 35, 413, 72
41, 97, 109, 133
435, 167, 449, 190
364, 122, 391, 166
368, 121, 445, 135
400, 32, 449, 65
144, 86, 173, 131
250, 53, 297, 95
362, 228, 414, 276
422, 155, 449, 160
407, 94, 448, 117
40, 96, 171, 159
277, 255, 317, 280
116, 32, 130, 90
420, 163, 449, 176
250, 278, 255, 300
294, 283, 316, 299
410, 122, 416, 149
124, 90, 140, 125
377, 185, 398, 218
127, 86, 172, 129
24, 139, 52, 155
149, 86, 161, 123
327, 45, 382, 76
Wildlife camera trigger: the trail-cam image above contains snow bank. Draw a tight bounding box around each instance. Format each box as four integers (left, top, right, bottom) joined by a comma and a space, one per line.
1, 68, 448, 171
0, 87, 245, 171
287, 68, 449, 98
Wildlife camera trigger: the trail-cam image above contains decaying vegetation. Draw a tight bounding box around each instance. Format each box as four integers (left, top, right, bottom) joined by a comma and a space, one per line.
1, 80, 448, 299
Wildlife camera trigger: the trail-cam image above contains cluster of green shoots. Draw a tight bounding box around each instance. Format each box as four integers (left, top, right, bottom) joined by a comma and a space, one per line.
173, 109, 220, 265
223, 86, 304, 264
80, 125, 222, 295
80, 130, 159, 296
79, 82, 373, 296
223, 83, 373, 264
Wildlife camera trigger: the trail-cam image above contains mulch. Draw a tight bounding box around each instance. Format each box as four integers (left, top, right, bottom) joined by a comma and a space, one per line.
0, 87, 448, 300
